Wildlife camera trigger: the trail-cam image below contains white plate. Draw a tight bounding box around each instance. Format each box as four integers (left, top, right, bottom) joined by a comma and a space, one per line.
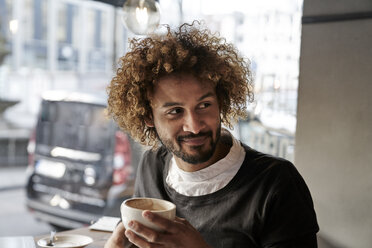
37, 234, 93, 248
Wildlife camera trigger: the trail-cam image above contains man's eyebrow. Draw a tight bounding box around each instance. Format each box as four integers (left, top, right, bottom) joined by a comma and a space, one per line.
198, 92, 215, 101
162, 102, 181, 108
161, 92, 215, 108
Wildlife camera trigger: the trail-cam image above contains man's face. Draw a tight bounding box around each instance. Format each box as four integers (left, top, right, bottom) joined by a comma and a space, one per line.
147, 74, 221, 167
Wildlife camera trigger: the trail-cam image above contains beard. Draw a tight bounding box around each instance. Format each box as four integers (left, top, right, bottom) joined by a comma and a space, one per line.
156, 125, 221, 165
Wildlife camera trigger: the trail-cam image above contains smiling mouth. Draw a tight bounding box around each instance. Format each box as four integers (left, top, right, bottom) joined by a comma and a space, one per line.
180, 136, 207, 146
177, 132, 211, 147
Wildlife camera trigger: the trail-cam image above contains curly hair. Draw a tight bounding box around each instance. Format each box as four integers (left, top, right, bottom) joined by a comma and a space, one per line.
107, 21, 254, 147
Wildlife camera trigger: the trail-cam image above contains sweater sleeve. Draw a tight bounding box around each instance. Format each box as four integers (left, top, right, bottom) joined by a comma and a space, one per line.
260, 162, 319, 247
133, 147, 171, 200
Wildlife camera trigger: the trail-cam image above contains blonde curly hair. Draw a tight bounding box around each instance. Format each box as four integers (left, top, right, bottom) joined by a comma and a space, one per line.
107, 21, 254, 147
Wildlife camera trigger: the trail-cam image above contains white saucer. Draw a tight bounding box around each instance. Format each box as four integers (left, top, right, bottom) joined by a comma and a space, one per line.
37, 234, 93, 248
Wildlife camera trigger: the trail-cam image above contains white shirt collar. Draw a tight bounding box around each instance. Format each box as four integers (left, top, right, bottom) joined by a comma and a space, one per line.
166, 133, 245, 196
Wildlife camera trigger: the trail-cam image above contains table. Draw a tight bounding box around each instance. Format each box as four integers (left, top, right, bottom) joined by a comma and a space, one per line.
34, 227, 112, 248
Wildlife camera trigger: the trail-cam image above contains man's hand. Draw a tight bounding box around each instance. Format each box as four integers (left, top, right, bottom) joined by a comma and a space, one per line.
124, 210, 211, 248
105, 222, 129, 248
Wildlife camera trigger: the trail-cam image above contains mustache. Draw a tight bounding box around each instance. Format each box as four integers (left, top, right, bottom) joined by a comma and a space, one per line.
177, 131, 212, 141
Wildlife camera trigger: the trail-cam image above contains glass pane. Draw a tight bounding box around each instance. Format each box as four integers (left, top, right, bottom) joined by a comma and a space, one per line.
115, 10, 129, 64
57, 2, 79, 71
86, 8, 107, 72
22, 0, 48, 69
181, 0, 302, 161
0, 0, 13, 66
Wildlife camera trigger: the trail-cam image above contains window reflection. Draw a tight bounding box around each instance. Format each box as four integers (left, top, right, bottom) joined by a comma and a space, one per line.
23, 0, 48, 68
115, 10, 129, 63
57, 2, 79, 71
86, 8, 107, 72
0, 0, 117, 73
0, 0, 12, 67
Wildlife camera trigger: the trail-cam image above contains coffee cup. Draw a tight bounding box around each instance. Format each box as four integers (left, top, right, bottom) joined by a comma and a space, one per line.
121, 197, 176, 232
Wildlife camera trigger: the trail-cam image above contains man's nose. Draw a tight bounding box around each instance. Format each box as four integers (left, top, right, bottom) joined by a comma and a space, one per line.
183, 112, 204, 134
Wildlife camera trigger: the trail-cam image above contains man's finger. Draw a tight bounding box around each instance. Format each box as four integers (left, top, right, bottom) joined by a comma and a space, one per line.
125, 228, 164, 248
174, 216, 191, 226
113, 222, 126, 238
142, 210, 175, 232
128, 220, 168, 244
104, 222, 127, 248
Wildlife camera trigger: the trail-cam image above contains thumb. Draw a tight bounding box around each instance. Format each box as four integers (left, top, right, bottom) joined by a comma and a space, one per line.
113, 221, 126, 239
105, 222, 127, 248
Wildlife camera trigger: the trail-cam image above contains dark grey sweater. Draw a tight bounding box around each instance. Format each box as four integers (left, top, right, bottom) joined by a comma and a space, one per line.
134, 144, 319, 247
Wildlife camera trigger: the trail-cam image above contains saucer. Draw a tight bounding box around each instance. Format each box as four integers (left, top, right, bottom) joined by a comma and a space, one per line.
37, 234, 93, 248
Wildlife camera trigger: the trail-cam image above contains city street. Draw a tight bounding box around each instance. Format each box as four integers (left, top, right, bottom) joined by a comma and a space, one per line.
0, 167, 52, 237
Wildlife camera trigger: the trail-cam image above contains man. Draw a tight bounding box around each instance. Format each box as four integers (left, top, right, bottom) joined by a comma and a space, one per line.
105, 21, 319, 248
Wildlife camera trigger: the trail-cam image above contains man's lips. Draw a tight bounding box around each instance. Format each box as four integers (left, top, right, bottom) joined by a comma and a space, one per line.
177, 132, 211, 146
179, 136, 208, 146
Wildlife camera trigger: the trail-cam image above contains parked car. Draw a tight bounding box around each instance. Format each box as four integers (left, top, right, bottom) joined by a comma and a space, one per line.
25, 91, 143, 229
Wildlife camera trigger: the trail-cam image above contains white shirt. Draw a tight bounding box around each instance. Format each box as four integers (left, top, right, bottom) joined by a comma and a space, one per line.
165, 135, 246, 196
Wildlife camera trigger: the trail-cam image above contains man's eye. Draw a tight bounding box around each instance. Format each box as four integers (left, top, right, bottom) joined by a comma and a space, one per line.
199, 103, 211, 109
168, 108, 183, 115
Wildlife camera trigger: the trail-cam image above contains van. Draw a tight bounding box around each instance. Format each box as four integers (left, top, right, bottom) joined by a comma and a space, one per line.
25, 91, 142, 229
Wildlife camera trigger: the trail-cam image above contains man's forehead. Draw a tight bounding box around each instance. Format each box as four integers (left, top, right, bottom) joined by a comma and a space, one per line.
148, 73, 216, 105
154, 73, 213, 89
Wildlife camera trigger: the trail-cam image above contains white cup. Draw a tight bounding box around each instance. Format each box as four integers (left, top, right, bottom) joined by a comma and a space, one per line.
121, 197, 176, 233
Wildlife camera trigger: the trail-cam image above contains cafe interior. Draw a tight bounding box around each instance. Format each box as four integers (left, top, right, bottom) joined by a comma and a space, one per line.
0, 0, 371, 247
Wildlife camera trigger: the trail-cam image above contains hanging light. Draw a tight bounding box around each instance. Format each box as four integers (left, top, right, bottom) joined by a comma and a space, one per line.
122, 0, 161, 35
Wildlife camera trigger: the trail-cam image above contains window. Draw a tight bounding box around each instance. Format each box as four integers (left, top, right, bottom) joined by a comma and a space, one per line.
85, 8, 108, 72
57, 2, 79, 70
23, 0, 48, 68
0, 0, 13, 67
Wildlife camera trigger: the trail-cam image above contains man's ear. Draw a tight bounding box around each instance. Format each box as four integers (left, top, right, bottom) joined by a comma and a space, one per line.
144, 115, 154, 127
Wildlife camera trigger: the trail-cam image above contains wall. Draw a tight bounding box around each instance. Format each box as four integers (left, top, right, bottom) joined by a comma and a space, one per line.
295, 0, 372, 247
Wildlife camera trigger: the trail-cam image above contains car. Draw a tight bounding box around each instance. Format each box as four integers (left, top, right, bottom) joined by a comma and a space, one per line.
25, 91, 144, 229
